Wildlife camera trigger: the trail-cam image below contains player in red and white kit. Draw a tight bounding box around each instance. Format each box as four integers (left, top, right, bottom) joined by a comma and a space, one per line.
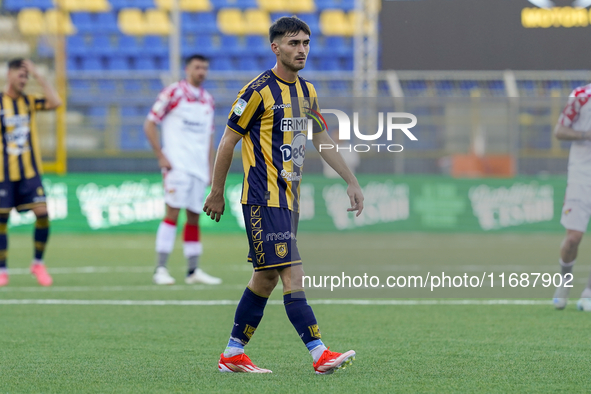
144, 54, 221, 285
553, 84, 591, 311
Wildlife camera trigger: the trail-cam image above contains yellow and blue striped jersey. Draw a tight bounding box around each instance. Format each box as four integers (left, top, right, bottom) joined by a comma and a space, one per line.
0, 93, 46, 182
227, 69, 324, 212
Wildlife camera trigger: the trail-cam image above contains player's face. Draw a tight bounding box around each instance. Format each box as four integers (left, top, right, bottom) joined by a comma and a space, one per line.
8, 67, 28, 94
276, 31, 310, 72
185, 59, 208, 86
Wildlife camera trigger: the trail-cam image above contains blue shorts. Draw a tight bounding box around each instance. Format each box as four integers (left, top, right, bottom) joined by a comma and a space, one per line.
242, 205, 302, 271
0, 175, 46, 213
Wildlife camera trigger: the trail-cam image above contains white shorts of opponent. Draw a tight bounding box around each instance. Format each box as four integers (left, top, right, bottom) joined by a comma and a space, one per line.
561, 183, 591, 233
163, 169, 207, 214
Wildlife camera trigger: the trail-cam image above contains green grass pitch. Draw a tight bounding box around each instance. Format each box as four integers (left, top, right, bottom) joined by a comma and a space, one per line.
1, 232, 591, 393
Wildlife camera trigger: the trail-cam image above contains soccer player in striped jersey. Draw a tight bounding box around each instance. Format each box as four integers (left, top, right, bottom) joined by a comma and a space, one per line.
204, 17, 364, 374
0, 59, 62, 287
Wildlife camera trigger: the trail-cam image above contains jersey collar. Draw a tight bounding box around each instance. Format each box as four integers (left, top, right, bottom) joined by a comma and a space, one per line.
271, 69, 297, 85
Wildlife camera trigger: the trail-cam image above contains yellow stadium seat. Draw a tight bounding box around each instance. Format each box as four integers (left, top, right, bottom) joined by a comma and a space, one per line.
257, 0, 288, 13
145, 9, 171, 35
17, 8, 45, 35
320, 9, 351, 36
154, 0, 173, 10
244, 9, 270, 35
45, 9, 76, 35
55, 0, 83, 11
286, 0, 315, 13
118, 8, 146, 35
180, 0, 212, 12
217, 8, 246, 35
85, 0, 111, 12
56, 0, 110, 11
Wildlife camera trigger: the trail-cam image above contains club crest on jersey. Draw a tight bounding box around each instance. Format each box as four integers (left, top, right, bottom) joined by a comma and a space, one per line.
275, 242, 288, 258
280, 133, 306, 167
233, 98, 247, 116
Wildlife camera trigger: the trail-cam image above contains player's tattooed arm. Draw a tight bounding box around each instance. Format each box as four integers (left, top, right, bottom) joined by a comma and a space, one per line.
22, 60, 62, 110
312, 131, 364, 216
204, 127, 242, 222
554, 124, 591, 141
143, 119, 172, 171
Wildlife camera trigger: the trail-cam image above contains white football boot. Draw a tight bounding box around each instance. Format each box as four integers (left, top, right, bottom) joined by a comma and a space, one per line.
576, 298, 591, 311
185, 268, 222, 285
153, 267, 175, 285
553, 282, 571, 310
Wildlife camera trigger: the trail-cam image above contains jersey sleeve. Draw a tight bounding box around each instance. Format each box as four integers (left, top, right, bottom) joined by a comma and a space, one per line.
28, 94, 47, 111
306, 83, 326, 134
559, 89, 590, 128
147, 87, 174, 124
227, 89, 264, 136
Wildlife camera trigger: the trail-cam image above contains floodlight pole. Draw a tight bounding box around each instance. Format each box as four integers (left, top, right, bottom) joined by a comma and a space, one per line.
170, 0, 181, 83
353, 0, 379, 97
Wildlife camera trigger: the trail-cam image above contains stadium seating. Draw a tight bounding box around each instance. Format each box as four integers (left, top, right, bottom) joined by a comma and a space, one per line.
56, 0, 111, 12
319, 9, 351, 36
217, 8, 246, 35
244, 9, 271, 35
118, 8, 146, 35
257, 0, 288, 13
17, 8, 46, 35
45, 9, 76, 35
145, 9, 172, 34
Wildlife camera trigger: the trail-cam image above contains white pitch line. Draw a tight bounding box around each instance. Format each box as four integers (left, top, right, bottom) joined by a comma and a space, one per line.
0, 284, 246, 293
8, 266, 154, 275
0, 299, 553, 306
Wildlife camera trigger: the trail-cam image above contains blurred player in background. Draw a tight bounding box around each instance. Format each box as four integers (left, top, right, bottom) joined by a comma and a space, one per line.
204, 17, 364, 374
0, 58, 62, 287
553, 84, 591, 311
144, 54, 221, 286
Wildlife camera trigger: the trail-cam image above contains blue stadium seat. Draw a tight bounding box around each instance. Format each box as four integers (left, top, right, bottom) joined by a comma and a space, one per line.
122, 79, 144, 92
297, 13, 321, 35
108, 0, 128, 9
210, 58, 233, 71
92, 35, 115, 55
155, 56, 170, 70
71, 13, 94, 33
342, 56, 353, 70
96, 12, 119, 33
318, 57, 339, 71
221, 35, 244, 56
5, 0, 53, 11
236, 57, 258, 71
81, 57, 103, 71
190, 34, 217, 57
148, 79, 163, 91
107, 56, 131, 70
210, 0, 255, 9
143, 35, 168, 56
69, 79, 92, 91
325, 36, 351, 57
117, 35, 141, 56
67, 57, 81, 71
88, 106, 108, 117
67, 36, 88, 55
97, 79, 118, 91
246, 35, 268, 56
121, 106, 139, 117
134, 57, 157, 70
120, 126, 150, 151
194, 12, 218, 33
